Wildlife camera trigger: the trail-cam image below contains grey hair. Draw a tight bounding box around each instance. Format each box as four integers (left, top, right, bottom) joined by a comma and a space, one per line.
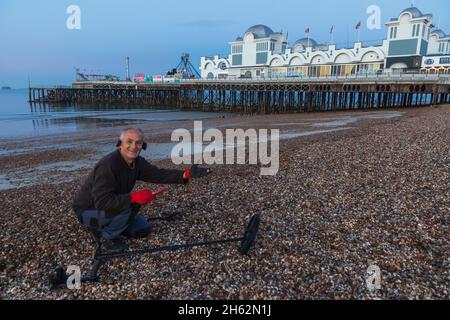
119, 127, 144, 141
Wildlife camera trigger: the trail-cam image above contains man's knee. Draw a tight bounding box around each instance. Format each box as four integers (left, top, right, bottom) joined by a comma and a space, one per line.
79, 210, 103, 230
125, 214, 151, 239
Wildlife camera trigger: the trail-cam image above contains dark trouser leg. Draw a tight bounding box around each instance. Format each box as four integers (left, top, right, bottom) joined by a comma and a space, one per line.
123, 214, 151, 239
79, 209, 150, 240
80, 209, 133, 240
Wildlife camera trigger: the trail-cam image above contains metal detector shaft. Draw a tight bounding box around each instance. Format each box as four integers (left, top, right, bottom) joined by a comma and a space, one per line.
96, 237, 243, 259
153, 187, 168, 196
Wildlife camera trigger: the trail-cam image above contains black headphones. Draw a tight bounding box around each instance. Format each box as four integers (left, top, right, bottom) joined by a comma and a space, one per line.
116, 139, 147, 150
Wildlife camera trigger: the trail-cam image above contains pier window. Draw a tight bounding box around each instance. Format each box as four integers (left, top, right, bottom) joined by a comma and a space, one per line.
331, 65, 339, 76
268, 67, 287, 78
232, 45, 243, 54
412, 24, 420, 37
390, 26, 398, 39
331, 63, 383, 76
331, 64, 346, 76
256, 52, 268, 64
308, 65, 330, 77
232, 54, 242, 66
308, 66, 317, 77
256, 42, 268, 52
287, 66, 307, 77
270, 42, 275, 51
388, 39, 419, 56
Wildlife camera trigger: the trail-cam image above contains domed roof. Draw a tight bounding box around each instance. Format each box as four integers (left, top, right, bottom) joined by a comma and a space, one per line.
431, 29, 447, 38
400, 7, 424, 18
400, 7, 426, 19
245, 25, 274, 39
390, 6, 431, 22
292, 38, 318, 52
294, 37, 318, 47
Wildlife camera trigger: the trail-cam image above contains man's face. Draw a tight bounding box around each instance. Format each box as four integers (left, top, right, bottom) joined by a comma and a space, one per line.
119, 130, 144, 164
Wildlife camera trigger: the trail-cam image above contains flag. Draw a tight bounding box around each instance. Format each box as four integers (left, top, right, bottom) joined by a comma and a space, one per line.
305, 27, 310, 33
355, 21, 362, 30
330, 25, 334, 34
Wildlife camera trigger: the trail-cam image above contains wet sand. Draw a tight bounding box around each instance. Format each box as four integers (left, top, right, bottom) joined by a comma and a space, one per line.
0, 107, 449, 299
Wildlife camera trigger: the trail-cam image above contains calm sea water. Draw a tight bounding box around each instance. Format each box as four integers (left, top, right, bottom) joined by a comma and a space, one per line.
0, 89, 230, 139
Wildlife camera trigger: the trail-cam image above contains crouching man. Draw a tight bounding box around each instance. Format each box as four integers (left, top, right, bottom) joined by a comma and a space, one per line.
73, 127, 210, 253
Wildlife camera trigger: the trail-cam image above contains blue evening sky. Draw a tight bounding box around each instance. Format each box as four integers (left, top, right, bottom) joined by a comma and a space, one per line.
0, 0, 449, 87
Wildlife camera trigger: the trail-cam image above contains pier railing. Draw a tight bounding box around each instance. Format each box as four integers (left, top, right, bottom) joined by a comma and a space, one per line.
187, 73, 450, 84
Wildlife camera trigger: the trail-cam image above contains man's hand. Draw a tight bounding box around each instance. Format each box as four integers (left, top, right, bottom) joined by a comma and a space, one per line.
184, 164, 212, 180
130, 189, 156, 205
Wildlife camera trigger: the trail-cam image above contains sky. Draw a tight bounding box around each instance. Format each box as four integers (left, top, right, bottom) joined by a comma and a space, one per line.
0, 0, 449, 88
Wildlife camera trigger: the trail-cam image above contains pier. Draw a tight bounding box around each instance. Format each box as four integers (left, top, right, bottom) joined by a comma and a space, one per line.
29, 75, 450, 114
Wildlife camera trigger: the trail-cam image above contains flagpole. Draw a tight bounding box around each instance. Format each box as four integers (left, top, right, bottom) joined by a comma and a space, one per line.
330, 26, 334, 45
346, 24, 349, 48
356, 22, 361, 43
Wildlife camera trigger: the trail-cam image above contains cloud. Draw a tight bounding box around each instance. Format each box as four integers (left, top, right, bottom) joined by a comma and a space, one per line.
175, 19, 237, 28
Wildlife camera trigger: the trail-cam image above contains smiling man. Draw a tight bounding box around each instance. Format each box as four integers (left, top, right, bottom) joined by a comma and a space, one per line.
73, 127, 211, 253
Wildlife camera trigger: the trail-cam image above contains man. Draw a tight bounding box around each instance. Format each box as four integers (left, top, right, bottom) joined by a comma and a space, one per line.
73, 127, 210, 253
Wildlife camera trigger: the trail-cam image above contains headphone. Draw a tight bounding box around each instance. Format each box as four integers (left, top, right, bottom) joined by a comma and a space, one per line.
116, 139, 147, 150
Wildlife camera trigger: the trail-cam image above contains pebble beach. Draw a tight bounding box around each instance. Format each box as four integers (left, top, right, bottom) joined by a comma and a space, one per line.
0, 106, 449, 299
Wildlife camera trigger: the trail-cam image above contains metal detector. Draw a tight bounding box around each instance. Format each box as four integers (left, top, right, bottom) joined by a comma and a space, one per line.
49, 210, 260, 288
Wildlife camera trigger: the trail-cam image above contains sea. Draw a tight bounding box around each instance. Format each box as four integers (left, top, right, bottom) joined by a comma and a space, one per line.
0, 88, 230, 139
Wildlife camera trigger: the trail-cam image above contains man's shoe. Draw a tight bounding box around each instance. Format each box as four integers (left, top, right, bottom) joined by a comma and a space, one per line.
100, 237, 129, 254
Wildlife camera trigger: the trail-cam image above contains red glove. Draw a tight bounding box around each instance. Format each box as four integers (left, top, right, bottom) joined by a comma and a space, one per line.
183, 168, 191, 180
130, 189, 155, 205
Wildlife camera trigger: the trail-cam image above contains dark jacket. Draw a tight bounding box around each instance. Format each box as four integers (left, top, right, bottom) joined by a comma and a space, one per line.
73, 150, 186, 218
